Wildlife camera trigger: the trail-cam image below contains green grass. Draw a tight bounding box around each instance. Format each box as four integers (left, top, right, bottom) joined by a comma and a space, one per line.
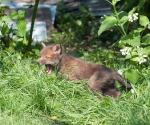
0, 53, 150, 125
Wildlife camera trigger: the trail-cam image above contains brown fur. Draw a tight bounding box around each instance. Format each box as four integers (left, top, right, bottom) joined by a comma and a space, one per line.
37, 43, 132, 98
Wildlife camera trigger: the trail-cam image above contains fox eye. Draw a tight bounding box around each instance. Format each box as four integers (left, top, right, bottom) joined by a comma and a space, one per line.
45, 56, 51, 59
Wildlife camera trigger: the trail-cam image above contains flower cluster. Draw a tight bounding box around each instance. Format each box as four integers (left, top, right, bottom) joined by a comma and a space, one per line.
120, 47, 131, 55
120, 46, 148, 64
128, 13, 138, 22
136, 54, 147, 64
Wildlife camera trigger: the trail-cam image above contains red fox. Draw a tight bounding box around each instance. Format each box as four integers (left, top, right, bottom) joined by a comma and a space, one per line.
37, 43, 132, 98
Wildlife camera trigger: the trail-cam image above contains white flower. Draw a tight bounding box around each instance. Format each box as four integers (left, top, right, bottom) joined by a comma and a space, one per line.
138, 58, 147, 64
128, 13, 138, 22
118, 70, 123, 75
131, 89, 135, 94
133, 13, 138, 20
128, 15, 133, 22
143, 54, 148, 58
120, 47, 131, 55
148, 25, 150, 29
136, 55, 147, 64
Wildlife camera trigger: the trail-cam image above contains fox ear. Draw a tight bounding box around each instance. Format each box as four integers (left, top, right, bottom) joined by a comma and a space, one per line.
41, 42, 46, 48
52, 44, 62, 54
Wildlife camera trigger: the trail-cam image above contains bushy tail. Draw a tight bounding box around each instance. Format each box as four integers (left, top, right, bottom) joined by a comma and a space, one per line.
115, 73, 132, 89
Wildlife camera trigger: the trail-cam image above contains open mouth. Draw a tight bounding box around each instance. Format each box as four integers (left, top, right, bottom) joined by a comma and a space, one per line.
45, 64, 53, 74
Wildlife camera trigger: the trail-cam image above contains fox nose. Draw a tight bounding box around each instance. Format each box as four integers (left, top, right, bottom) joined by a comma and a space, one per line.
37, 60, 44, 65
37, 61, 40, 65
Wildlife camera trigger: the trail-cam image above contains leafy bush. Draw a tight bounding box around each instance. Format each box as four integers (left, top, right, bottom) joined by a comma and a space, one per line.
0, 4, 27, 52
51, 5, 99, 48
98, 0, 150, 84
0, 0, 40, 56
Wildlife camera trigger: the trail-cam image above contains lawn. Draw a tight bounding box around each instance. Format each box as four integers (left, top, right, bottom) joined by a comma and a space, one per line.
0, 50, 150, 125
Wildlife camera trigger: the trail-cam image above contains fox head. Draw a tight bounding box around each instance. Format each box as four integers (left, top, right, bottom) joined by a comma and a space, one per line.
37, 43, 62, 74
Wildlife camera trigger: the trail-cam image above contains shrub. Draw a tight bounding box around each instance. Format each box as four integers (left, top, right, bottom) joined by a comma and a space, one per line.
98, 0, 150, 84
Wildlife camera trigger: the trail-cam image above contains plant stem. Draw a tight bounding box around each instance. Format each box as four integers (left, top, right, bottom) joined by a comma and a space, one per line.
24, 0, 39, 53
116, 25, 124, 36
126, 22, 130, 34
113, 4, 126, 36
120, 25, 126, 36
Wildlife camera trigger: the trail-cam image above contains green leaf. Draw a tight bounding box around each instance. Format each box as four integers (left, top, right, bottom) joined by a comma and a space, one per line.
120, 30, 141, 47
125, 69, 140, 84
125, 54, 132, 59
18, 10, 26, 19
1, 5, 9, 10
79, 5, 89, 13
76, 20, 82, 26
118, 11, 128, 25
2, 15, 12, 22
139, 15, 149, 27
12, 30, 23, 37
141, 33, 150, 45
98, 16, 117, 35
138, 0, 147, 10
112, 0, 120, 6
1, 23, 9, 35
16, 19, 27, 45
16, 19, 27, 35
128, 7, 138, 15
22, 35, 27, 45
17, 38, 24, 42
0, 19, 2, 24
10, 11, 18, 19
139, 46, 150, 55
32, 49, 40, 56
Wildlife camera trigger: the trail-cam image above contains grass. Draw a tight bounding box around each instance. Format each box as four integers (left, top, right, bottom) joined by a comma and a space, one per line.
0, 51, 150, 125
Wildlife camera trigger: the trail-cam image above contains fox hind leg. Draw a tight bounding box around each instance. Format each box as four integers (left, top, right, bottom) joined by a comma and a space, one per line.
89, 75, 121, 98
103, 88, 121, 98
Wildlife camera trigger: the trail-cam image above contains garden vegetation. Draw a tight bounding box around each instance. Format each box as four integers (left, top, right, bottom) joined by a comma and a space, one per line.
0, 0, 150, 124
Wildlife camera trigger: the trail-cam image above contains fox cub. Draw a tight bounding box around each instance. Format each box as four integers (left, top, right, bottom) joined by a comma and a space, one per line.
37, 43, 132, 98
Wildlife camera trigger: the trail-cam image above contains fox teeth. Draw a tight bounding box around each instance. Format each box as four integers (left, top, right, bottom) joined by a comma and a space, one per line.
46, 69, 52, 74
46, 65, 52, 74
